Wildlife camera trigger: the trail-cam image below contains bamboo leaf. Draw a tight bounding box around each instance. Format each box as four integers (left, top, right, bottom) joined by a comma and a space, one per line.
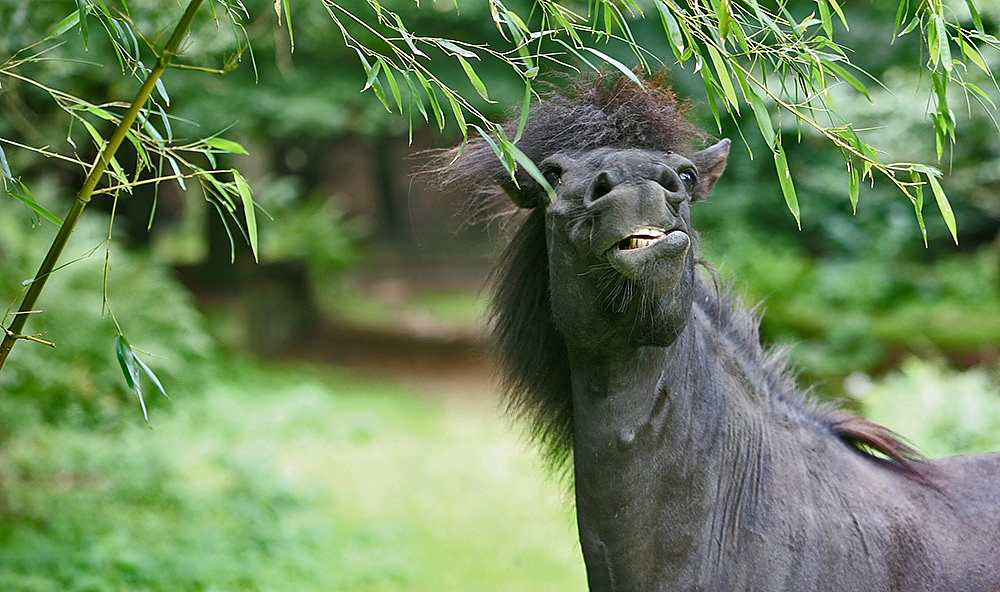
421, 75, 445, 131
383, 66, 404, 112
282, 0, 295, 51
714, 0, 731, 40
233, 170, 258, 261
937, 16, 954, 73
206, 137, 249, 155
848, 161, 860, 213
165, 154, 186, 190
154, 78, 170, 107
926, 172, 958, 244
9, 181, 64, 226
966, 0, 985, 32
909, 170, 929, 246
827, 0, 848, 30
75, 0, 90, 48
773, 140, 800, 228
406, 75, 429, 122
0, 143, 12, 179
457, 56, 490, 101
447, 94, 467, 135
821, 58, 871, 100
436, 39, 477, 59
115, 334, 148, 424
47, 9, 83, 40
817, 0, 834, 37
134, 354, 169, 400
748, 90, 775, 147
654, 1, 686, 57
706, 45, 740, 113
958, 37, 990, 75
581, 47, 643, 87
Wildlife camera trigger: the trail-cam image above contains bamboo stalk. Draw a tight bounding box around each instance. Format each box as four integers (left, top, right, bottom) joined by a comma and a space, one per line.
0, 0, 206, 370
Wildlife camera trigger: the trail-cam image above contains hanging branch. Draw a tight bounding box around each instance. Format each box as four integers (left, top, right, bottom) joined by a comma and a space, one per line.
0, 0, 206, 371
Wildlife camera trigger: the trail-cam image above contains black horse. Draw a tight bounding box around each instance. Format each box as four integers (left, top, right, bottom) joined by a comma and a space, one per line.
433, 72, 1000, 591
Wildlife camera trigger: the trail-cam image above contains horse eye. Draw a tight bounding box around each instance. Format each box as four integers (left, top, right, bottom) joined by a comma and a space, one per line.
678, 169, 697, 191
542, 165, 562, 187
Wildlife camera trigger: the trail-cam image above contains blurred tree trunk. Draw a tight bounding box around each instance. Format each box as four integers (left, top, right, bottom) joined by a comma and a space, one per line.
372, 133, 412, 246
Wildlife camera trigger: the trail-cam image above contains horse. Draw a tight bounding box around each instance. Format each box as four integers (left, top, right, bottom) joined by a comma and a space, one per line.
432, 71, 1000, 591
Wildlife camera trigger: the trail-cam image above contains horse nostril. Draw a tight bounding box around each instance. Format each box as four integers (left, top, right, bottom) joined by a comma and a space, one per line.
591, 171, 615, 202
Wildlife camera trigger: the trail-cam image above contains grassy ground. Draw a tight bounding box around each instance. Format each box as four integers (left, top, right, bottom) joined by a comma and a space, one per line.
0, 362, 586, 592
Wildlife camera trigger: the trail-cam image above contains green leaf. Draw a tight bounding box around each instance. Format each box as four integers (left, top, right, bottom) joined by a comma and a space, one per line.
47, 9, 82, 39
436, 39, 477, 59
827, 0, 849, 30
966, 0, 985, 32
406, 75, 429, 122
0, 143, 12, 179
457, 56, 490, 101
282, 0, 295, 51
581, 47, 643, 87
710, 0, 731, 40
233, 170, 259, 261
937, 16, 954, 73
706, 45, 740, 113
165, 154, 186, 190
958, 37, 990, 75
154, 78, 170, 107
503, 138, 554, 201
655, 1, 686, 57
383, 66, 404, 112
748, 90, 775, 147
85, 105, 117, 122
75, 0, 89, 47
447, 94, 467, 135
817, 0, 834, 37
417, 72, 445, 131
134, 354, 169, 400
821, 59, 871, 100
9, 180, 64, 226
206, 137, 250, 155
513, 84, 532, 143
773, 140, 800, 228
848, 161, 860, 213
909, 170, 929, 246
115, 334, 148, 424
926, 172, 958, 244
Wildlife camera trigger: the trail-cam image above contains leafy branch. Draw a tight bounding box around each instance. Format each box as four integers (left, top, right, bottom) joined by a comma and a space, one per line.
0, 0, 260, 419
323, 0, 998, 242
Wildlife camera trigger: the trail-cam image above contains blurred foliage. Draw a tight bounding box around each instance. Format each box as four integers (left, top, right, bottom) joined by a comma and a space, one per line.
0, 362, 585, 591
1, 0, 998, 404
851, 357, 1000, 457
0, 195, 214, 428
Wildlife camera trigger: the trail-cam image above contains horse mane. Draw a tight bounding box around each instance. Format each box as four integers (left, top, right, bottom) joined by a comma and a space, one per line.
693, 274, 928, 480
431, 70, 927, 479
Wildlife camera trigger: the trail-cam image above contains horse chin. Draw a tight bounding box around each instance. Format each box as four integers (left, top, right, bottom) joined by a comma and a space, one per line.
606, 230, 691, 295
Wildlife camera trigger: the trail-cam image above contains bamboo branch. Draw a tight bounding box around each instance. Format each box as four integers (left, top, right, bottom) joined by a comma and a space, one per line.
0, 0, 206, 370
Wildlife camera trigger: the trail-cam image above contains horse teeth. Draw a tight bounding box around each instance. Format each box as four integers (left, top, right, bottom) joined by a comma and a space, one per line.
630, 237, 657, 249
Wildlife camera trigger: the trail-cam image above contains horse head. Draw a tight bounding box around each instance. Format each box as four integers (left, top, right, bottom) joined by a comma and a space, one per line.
501, 141, 730, 350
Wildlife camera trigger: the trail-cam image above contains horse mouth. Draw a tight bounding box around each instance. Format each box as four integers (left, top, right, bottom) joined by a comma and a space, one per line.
606, 227, 690, 290
611, 228, 688, 254
615, 228, 669, 251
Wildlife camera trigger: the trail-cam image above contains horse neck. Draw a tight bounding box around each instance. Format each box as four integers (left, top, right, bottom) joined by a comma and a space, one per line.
567, 298, 778, 588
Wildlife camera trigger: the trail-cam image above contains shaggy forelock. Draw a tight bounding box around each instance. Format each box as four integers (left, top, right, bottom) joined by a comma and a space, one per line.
429, 70, 706, 211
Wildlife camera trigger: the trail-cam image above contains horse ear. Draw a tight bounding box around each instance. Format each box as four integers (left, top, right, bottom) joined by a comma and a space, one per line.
690, 138, 731, 201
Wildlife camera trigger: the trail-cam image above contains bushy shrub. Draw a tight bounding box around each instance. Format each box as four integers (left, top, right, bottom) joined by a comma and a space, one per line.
0, 195, 215, 429
849, 358, 1000, 457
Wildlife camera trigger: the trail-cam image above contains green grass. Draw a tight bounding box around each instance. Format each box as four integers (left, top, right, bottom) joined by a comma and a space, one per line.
0, 363, 585, 591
